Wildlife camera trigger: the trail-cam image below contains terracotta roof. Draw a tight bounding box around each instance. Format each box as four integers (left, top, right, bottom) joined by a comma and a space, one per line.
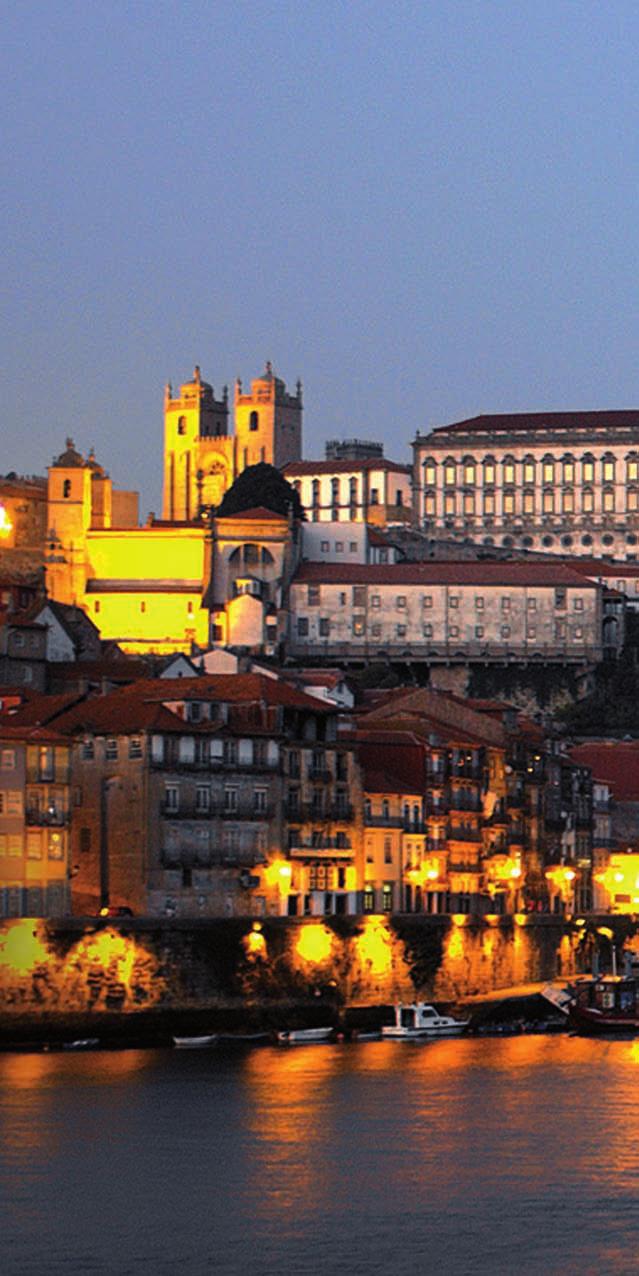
564, 558, 639, 579
293, 561, 597, 588
570, 742, 639, 801
424, 410, 639, 437
0, 692, 86, 727
284, 459, 411, 476
112, 673, 332, 712
358, 738, 426, 794
216, 507, 286, 522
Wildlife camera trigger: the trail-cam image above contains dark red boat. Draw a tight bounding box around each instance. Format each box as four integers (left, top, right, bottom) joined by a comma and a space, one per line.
570, 976, 639, 1034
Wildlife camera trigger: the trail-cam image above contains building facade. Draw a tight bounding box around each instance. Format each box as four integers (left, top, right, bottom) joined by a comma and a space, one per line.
413, 410, 639, 559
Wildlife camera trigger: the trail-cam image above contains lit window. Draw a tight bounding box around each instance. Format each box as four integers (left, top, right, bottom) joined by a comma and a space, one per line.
308, 585, 320, 606
425, 494, 436, 516
352, 617, 365, 637
504, 460, 515, 484
484, 493, 495, 515
444, 494, 455, 516
523, 490, 534, 514
603, 488, 615, 512
543, 460, 555, 484
484, 462, 495, 485
628, 460, 639, 482
583, 488, 594, 513
105, 739, 118, 761
463, 493, 474, 515
583, 459, 594, 483
503, 492, 515, 515
628, 490, 638, 512
563, 489, 574, 513
523, 459, 535, 484
603, 458, 615, 482
424, 461, 436, 485
573, 627, 583, 641
444, 463, 456, 486
463, 462, 475, 485
563, 460, 574, 484
543, 489, 554, 513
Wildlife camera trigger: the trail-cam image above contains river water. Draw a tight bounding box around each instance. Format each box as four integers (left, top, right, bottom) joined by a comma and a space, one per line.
2, 1035, 639, 1276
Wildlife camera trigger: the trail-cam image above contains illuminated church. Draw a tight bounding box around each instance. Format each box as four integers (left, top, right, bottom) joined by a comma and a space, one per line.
45, 364, 303, 654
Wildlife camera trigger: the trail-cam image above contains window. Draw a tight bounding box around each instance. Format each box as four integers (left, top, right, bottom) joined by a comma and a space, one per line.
563, 489, 574, 513
352, 617, 365, 637
254, 789, 267, 815
603, 457, 615, 482
573, 627, 584, 641
484, 461, 495, 485
444, 462, 456, 486
384, 837, 392, 864
523, 459, 535, 484
312, 479, 320, 507
527, 626, 536, 640
449, 625, 459, 637
1, 750, 15, 770
543, 489, 554, 513
475, 626, 484, 639
82, 739, 94, 760
503, 492, 515, 515
583, 488, 594, 513
555, 588, 566, 609
353, 586, 366, 608
39, 747, 54, 780
523, 490, 535, 514
425, 494, 436, 516
48, 832, 63, 861
177, 416, 186, 435
543, 459, 555, 484
574, 598, 584, 611
501, 597, 511, 612
475, 597, 484, 609
396, 595, 406, 609
224, 787, 238, 813
249, 410, 259, 431
449, 595, 459, 608
628, 490, 638, 512
444, 493, 455, 516
371, 623, 382, 637
396, 625, 407, 638
563, 460, 574, 484
501, 625, 511, 639
463, 493, 474, 515
165, 785, 179, 812
339, 592, 347, 605
463, 461, 475, 484
424, 461, 436, 485
484, 493, 495, 515
371, 594, 381, 608
319, 618, 330, 637
382, 884, 393, 912
423, 624, 433, 638
129, 737, 142, 759
307, 585, 320, 606
363, 886, 375, 912
350, 542, 357, 552
370, 489, 379, 504
555, 621, 566, 642
321, 540, 329, 552
297, 617, 309, 637
603, 488, 615, 513
196, 786, 210, 813
335, 542, 344, 552
503, 459, 516, 484
423, 595, 433, 608
583, 458, 594, 483
105, 739, 118, 761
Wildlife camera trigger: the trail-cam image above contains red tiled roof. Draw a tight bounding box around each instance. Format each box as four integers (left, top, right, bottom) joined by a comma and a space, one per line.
216, 506, 286, 521
570, 743, 639, 801
112, 673, 333, 712
424, 410, 639, 437
293, 561, 597, 588
565, 558, 639, 579
284, 459, 410, 476
357, 736, 426, 794
0, 693, 85, 728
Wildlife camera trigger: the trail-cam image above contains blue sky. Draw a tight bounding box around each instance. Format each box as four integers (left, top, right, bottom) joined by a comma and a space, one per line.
3, 0, 639, 514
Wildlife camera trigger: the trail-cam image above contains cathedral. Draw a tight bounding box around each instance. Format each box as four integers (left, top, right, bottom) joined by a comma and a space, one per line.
44, 363, 304, 654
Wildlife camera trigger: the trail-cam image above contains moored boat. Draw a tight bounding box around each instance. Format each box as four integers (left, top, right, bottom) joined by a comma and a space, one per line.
382, 1002, 469, 1040
276, 1027, 333, 1045
569, 976, 639, 1034
172, 1033, 219, 1049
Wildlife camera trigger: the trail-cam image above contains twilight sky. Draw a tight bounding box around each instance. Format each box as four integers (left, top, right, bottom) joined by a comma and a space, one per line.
3, 0, 639, 515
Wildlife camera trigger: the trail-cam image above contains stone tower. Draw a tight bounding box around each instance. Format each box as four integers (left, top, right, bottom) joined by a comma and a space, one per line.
234, 363, 303, 472
162, 367, 232, 520
46, 440, 94, 604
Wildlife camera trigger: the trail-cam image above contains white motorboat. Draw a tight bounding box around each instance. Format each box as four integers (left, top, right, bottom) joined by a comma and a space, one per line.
382, 1002, 469, 1040
172, 1033, 219, 1049
276, 1027, 333, 1045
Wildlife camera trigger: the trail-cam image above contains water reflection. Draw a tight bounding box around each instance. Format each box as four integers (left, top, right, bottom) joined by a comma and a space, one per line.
4, 1038, 639, 1274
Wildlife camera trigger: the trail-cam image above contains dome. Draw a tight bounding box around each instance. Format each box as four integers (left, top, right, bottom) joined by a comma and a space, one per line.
52, 438, 84, 468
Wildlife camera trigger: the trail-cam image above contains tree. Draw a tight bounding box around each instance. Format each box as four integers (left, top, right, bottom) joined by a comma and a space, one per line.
216, 463, 305, 520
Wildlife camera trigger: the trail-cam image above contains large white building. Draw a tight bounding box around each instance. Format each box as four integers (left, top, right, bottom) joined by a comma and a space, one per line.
413, 410, 639, 559
288, 560, 603, 664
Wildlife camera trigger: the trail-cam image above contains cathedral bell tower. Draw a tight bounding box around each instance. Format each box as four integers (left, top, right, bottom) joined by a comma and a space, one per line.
162, 366, 230, 520
234, 362, 302, 472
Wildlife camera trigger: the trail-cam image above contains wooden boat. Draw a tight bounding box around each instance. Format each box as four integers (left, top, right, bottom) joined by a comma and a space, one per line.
382, 1002, 469, 1040
569, 976, 639, 1034
276, 1027, 333, 1045
172, 1033, 219, 1049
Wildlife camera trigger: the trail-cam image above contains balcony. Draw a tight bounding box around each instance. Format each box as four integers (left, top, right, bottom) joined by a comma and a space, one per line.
160, 801, 273, 820
365, 814, 403, 828
307, 766, 333, 783
289, 841, 353, 859
448, 861, 481, 874
25, 807, 70, 827
448, 826, 482, 844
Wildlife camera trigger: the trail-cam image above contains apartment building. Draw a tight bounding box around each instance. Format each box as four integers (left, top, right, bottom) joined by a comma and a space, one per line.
0, 724, 72, 917
284, 440, 412, 526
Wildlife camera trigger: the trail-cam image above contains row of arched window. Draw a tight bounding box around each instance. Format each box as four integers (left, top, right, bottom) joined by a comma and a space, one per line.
423, 486, 638, 516
422, 453, 639, 488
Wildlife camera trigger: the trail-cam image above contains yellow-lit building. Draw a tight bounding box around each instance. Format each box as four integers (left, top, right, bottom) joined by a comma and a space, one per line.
44, 363, 303, 655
